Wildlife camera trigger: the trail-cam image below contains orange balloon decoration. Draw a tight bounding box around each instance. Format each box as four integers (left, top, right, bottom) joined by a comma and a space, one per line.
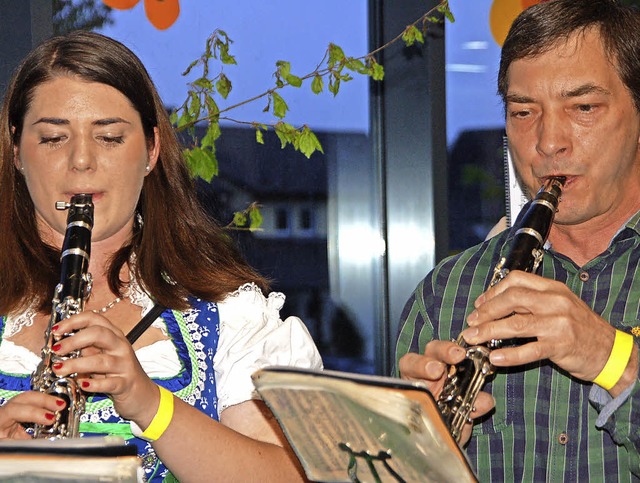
102, 0, 140, 8
144, 0, 180, 30
101, 0, 180, 30
489, 0, 544, 46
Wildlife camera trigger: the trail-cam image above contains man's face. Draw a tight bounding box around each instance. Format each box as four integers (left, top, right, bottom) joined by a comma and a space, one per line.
505, 28, 640, 228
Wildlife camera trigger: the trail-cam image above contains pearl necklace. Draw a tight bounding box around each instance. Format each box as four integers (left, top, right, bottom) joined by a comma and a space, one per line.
92, 296, 123, 314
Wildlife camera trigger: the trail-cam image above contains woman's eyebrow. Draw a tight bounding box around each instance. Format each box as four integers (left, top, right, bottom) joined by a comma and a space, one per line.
31, 117, 131, 126
31, 117, 69, 126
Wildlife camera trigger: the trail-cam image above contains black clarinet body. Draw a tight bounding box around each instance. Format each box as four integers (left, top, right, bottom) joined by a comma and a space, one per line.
31, 194, 94, 439
437, 177, 565, 443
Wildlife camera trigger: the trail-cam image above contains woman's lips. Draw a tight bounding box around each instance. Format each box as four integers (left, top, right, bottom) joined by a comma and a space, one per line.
63, 191, 104, 203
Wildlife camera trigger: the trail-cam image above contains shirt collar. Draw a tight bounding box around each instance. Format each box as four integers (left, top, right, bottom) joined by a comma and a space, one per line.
617, 209, 640, 238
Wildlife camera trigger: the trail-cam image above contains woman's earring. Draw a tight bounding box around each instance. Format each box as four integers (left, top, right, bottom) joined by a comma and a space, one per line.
136, 212, 144, 229
145, 164, 151, 172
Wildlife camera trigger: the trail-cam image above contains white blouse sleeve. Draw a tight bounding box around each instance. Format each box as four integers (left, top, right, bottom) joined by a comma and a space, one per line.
213, 283, 323, 416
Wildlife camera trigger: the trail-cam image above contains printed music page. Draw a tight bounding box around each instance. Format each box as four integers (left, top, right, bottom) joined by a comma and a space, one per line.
0, 436, 141, 482
503, 136, 529, 227
252, 367, 477, 483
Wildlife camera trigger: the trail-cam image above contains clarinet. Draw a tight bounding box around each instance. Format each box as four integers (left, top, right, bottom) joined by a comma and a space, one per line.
31, 194, 94, 439
437, 177, 565, 443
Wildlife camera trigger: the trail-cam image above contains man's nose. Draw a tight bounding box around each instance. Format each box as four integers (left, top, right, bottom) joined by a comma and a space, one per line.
536, 111, 571, 158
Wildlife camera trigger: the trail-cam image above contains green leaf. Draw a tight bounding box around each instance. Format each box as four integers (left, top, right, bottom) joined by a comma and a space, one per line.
205, 96, 220, 118
255, 128, 264, 145
276, 60, 291, 78
181, 59, 199, 77
285, 74, 302, 88
311, 75, 324, 94
368, 59, 385, 81
169, 110, 178, 126
249, 205, 263, 230
328, 43, 345, 67
345, 58, 367, 74
216, 73, 232, 99
176, 110, 193, 130
328, 74, 341, 96
402, 25, 424, 46
252, 122, 266, 145
437, 1, 455, 23
271, 92, 289, 119
218, 41, 237, 65
275, 61, 302, 87
232, 211, 247, 227
200, 123, 221, 149
187, 93, 201, 118
290, 130, 301, 150
274, 122, 295, 149
192, 77, 213, 90
184, 147, 218, 182
299, 127, 324, 158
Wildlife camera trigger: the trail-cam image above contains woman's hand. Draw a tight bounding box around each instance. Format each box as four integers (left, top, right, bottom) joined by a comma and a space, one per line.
48, 312, 158, 424
0, 392, 66, 439
398, 340, 495, 445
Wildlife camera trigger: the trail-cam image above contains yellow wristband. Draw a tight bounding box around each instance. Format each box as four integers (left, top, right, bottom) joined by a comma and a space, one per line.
592, 330, 634, 391
131, 386, 174, 442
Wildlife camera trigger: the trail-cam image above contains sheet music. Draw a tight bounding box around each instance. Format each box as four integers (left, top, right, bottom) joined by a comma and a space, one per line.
0, 437, 141, 482
503, 136, 528, 228
254, 368, 477, 483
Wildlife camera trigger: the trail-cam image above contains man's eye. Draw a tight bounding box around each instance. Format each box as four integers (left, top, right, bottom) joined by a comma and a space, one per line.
577, 104, 595, 112
510, 110, 530, 118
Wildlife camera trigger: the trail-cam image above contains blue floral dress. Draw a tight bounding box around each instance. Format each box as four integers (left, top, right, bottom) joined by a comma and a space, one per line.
0, 297, 220, 482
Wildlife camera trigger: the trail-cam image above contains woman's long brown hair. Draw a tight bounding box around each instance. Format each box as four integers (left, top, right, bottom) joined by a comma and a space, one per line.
0, 31, 268, 314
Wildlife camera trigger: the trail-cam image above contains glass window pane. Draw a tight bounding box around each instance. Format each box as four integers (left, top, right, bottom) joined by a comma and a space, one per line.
94, 0, 377, 374
446, 0, 507, 253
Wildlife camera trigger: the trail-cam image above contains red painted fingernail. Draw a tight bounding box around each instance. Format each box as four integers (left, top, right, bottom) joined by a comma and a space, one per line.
51, 324, 59, 332
81, 381, 90, 388
52, 344, 61, 352
56, 399, 65, 407
45, 413, 55, 421
52, 363, 63, 370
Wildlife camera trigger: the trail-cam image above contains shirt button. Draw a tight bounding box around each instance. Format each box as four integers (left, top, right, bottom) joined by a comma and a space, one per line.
558, 433, 569, 445
579, 271, 589, 282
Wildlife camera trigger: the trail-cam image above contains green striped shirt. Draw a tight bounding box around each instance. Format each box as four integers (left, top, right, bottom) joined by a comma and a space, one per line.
395, 211, 640, 482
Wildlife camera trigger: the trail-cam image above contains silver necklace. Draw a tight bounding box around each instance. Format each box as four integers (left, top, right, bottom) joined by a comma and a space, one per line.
92, 296, 123, 314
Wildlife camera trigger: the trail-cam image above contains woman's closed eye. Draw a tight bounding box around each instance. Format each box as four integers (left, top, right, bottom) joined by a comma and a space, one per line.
97, 135, 125, 145
39, 135, 66, 145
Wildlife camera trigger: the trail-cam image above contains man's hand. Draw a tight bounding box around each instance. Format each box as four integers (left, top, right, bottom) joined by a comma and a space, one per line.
461, 271, 639, 397
398, 340, 496, 445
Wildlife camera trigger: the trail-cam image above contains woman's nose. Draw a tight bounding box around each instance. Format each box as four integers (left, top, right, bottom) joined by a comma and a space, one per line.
67, 139, 97, 172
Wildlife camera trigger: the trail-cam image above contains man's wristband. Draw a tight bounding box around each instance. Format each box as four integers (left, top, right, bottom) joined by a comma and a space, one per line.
592, 330, 634, 391
130, 385, 174, 442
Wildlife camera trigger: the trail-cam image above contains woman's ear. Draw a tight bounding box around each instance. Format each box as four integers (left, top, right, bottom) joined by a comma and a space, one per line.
12, 127, 23, 172
145, 127, 160, 174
